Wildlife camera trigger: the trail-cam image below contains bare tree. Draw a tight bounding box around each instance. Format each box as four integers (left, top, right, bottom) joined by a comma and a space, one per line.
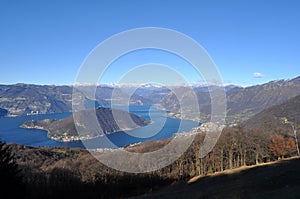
282, 118, 299, 156
269, 134, 296, 159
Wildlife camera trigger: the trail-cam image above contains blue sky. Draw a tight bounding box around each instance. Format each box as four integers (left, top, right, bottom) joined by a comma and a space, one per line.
0, 0, 299, 86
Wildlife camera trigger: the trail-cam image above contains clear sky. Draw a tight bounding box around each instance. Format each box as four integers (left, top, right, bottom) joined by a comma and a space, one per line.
0, 0, 299, 86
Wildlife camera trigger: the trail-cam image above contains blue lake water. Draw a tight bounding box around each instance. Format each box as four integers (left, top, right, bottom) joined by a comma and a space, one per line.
0, 105, 198, 149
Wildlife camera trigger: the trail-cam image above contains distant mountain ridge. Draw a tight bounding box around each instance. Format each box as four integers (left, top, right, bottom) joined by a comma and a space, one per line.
1, 76, 300, 123
160, 76, 300, 124
0, 84, 79, 116
226, 76, 300, 116
0, 84, 153, 116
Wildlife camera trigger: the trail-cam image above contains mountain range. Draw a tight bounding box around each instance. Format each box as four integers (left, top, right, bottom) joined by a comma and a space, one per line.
1, 76, 300, 126
160, 76, 300, 124
0, 84, 153, 116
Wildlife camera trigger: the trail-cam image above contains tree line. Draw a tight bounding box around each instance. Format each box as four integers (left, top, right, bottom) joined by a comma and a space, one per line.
0, 124, 298, 198
168, 124, 298, 180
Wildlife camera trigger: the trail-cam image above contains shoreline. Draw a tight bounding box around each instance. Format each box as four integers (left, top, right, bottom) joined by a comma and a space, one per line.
11, 107, 199, 148
21, 119, 152, 143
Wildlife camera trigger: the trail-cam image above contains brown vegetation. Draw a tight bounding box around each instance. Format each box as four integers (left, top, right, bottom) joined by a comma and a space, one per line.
5, 122, 299, 198
269, 134, 296, 159
133, 157, 300, 198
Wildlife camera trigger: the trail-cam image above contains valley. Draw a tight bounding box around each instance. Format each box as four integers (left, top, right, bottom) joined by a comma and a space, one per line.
1, 76, 300, 198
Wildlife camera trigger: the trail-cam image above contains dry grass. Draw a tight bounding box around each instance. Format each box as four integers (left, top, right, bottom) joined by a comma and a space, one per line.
132, 156, 300, 199
188, 156, 300, 184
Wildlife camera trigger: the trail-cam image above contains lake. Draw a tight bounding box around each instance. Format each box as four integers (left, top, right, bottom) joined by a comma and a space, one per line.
0, 105, 198, 149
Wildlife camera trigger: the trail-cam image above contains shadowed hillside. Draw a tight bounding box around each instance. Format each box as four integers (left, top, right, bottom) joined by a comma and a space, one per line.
160, 76, 300, 123
132, 157, 300, 199
244, 94, 300, 131
22, 107, 149, 142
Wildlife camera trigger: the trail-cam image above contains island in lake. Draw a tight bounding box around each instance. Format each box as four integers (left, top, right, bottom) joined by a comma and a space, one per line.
21, 107, 150, 142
